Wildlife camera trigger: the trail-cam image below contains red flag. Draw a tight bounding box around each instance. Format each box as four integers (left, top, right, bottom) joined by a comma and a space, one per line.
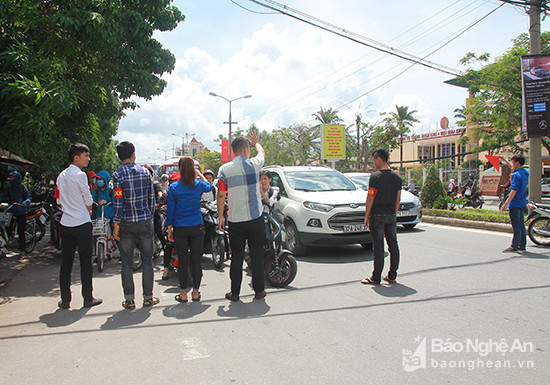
221, 140, 229, 162
485, 155, 500, 172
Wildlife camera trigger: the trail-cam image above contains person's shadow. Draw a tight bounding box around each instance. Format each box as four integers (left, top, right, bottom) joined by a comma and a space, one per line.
216, 298, 270, 319
40, 308, 90, 328
100, 307, 152, 330
371, 282, 417, 298
163, 302, 210, 320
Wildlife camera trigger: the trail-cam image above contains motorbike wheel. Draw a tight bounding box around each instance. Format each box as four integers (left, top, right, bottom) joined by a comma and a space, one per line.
528, 216, 550, 246
35, 221, 46, 242
132, 248, 143, 271
24, 222, 36, 253
265, 253, 297, 288
211, 234, 225, 269
97, 243, 105, 273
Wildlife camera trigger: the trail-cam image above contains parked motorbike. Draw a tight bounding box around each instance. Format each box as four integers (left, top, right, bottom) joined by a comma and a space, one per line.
201, 201, 226, 269
28, 202, 48, 242
526, 202, 550, 246
0, 202, 36, 253
244, 205, 297, 288
92, 202, 117, 272
498, 185, 511, 210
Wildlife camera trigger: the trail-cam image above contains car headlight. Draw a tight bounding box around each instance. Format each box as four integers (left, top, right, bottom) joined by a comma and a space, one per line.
303, 201, 334, 212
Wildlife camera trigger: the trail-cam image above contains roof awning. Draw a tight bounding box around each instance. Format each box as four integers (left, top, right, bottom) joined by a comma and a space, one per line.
0, 148, 35, 170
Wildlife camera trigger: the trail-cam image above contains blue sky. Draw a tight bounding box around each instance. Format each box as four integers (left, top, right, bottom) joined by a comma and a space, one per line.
116, 0, 547, 164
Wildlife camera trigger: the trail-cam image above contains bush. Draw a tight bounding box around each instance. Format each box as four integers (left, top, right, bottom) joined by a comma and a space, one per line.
423, 208, 513, 224
421, 165, 446, 208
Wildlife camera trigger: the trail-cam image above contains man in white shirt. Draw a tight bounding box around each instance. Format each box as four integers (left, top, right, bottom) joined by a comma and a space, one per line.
56, 143, 102, 309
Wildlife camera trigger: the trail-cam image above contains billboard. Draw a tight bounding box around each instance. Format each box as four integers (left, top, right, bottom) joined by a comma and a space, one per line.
521, 54, 550, 138
321, 124, 346, 160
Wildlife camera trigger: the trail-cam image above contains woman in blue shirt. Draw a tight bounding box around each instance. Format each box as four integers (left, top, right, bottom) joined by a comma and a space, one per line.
166, 157, 211, 302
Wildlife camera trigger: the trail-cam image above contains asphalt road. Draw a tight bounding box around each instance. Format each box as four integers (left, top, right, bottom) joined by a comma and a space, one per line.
0, 223, 548, 385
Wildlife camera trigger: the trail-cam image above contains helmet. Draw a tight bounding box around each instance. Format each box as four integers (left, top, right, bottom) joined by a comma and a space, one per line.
161, 174, 169, 182
86, 171, 97, 178
203, 169, 214, 177
193, 159, 201, 172
169, 172, 181, 182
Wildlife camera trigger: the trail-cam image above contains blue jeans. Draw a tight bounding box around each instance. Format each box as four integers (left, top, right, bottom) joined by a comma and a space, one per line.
369, 213, 400, 282
118, 220, 154, 300
508, 207, 526, 250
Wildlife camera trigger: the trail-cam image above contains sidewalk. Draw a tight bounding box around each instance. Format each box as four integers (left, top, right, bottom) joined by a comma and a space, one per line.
0, 237, 52, 288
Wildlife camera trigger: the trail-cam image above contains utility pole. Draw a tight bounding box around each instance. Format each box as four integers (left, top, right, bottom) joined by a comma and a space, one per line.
529, 0, 543, 202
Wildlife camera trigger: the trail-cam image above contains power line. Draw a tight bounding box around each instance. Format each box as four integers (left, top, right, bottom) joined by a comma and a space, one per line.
247, 0, 463, 76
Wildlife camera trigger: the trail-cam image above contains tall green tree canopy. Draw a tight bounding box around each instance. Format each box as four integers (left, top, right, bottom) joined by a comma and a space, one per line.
454, 32, 550, 153
0, 0, 184, 174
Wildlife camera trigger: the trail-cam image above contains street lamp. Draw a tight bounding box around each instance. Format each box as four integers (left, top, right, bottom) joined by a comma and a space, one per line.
171, 132, 195, 156
208, 92, 252, 147
156, 147, 167, 160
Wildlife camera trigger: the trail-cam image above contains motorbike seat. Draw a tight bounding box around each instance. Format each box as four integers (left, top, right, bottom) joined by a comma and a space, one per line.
534, 202, 550, 210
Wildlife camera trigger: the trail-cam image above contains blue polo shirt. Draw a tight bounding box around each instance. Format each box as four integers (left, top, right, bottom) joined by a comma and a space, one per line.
509, 167, 529, 208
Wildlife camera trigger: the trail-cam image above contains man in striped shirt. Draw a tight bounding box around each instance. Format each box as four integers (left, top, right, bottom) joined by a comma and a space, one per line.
112, 141, 158, 309
217, 131, 266, 301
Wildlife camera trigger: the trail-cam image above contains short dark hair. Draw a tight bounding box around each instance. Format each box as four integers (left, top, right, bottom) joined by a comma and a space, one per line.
372, 148, 389, 163
260, 170, 272, 179
68, 143, 89, 163
117, 141, 135, 161
231, 137, 250, 154
511, 154, 525, 166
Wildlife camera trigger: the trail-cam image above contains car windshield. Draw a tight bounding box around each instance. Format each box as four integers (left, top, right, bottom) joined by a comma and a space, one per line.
284, 170, 357, 192
348, 175, 370, 189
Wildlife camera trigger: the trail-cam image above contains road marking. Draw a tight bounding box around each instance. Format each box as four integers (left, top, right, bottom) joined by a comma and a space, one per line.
180, 337, 210, 360
419, 223, 510, 237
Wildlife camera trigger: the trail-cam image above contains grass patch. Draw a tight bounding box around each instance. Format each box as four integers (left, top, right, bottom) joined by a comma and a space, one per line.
424, 208, 515, 224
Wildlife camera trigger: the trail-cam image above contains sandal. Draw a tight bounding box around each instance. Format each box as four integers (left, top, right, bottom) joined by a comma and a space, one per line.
191, 292, 201, 302
361, 277, 380, 285
175, 294, 188, 303
143, 297, 160, 307
225, 292, 239, 301
383, 276, 396, 283
122, 299, 136, 309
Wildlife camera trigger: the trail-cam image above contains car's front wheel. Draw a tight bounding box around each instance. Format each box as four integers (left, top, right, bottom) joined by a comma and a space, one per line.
284, 220, 306, 255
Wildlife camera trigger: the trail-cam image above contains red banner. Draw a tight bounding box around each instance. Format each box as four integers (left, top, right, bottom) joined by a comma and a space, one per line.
221, 140, 229, 162
485, 154, 500, 172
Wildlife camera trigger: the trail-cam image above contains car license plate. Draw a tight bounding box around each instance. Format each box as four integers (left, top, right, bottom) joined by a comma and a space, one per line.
343, 224, 368, 232
397, 211, 408, 217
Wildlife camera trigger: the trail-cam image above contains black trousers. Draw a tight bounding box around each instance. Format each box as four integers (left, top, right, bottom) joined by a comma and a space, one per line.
228, 216, 265, 296
59, 222, 94, 303
173, 225, 204, 290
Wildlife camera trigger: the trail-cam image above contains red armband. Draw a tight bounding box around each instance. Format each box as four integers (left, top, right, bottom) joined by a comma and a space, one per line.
367, 187, 377, 197
54, 186, 60, 199
114, 187, 123, 199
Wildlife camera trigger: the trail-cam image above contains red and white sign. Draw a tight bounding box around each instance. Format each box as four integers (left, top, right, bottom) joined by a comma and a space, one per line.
440, 117, 449, 130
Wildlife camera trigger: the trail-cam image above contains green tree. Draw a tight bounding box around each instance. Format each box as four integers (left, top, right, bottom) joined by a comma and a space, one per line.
389, 105, 419, 171
0, 0, 184, 174
421, 165, 446, 209
195, 151, 223, 175
312, 107, 343, 124
454, 32, 550, 153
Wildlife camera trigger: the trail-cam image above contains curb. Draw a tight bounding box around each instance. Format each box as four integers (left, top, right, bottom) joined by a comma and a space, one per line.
422, 215, 513, 234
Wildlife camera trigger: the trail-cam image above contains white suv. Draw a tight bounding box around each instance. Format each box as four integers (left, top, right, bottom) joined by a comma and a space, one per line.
264, 166, 373, 255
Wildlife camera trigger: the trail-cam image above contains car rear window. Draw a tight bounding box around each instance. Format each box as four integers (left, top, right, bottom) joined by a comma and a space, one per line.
284, 170, 357, 192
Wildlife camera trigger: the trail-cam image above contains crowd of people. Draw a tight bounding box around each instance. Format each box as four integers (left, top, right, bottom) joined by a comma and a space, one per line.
51, 130, 268, 309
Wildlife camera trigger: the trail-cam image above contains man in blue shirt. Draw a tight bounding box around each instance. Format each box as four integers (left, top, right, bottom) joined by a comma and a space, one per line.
500, 154, 529, 252
112, 141, 158, 309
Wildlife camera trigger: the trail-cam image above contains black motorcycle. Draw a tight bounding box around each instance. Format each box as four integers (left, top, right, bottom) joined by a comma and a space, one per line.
201, 201, 226, 269
244, 205, 298, 288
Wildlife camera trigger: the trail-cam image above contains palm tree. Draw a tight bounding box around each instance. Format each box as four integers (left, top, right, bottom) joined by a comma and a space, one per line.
389, 105, 419, 172
312, 107, 343, 124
